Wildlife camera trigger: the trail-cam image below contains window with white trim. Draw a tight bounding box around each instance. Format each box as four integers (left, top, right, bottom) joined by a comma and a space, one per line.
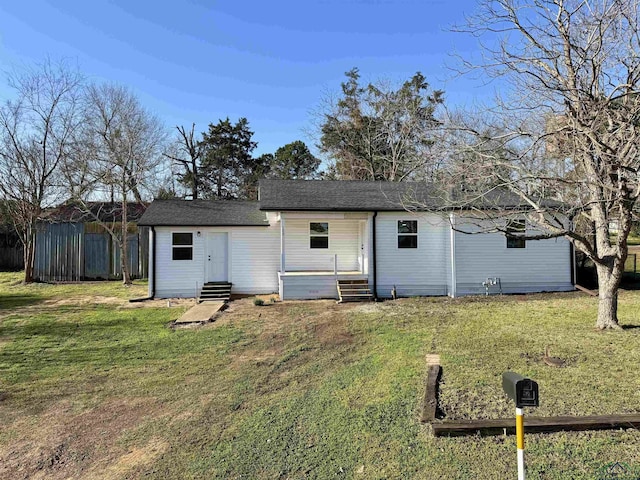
310, 222, 329, 249
172, 232, 193, 260
398, 220, 418, 248
506, 220, 526, 248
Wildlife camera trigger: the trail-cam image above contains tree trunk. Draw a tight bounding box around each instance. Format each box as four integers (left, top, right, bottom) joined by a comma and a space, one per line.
595, 263, 623, 330
192, 161, 198, 200
120, 195, 132, 285
23, 233, 36, 283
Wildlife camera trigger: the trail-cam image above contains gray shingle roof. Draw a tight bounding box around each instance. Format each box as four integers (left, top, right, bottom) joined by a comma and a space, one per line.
138, 200, 269, 227
258, 180, 437, 211
258, 179, 564, 212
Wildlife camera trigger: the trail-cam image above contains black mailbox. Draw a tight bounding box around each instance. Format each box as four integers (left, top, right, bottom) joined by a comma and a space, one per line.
502, 372, 539, 408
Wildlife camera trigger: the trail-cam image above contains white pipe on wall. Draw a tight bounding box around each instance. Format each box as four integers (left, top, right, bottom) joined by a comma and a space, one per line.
449, 212, 457, 298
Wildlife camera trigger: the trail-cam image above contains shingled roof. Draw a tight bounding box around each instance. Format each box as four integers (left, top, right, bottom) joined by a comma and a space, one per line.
41, 202, 148, 223
258, 179, 438, 211
138, 199, 269, 227
258, 179, 563, 212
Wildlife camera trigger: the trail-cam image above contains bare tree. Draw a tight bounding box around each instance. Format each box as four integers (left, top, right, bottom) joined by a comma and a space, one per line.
163, 124, 203, 199
0, 59, 83, 283
72, 83, 166, 284
444, 0, 640, 329
319, 68, 444, 181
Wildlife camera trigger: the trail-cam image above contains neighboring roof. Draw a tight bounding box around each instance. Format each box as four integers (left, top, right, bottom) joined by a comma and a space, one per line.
41, 202, 148, 223
138, 199, 269, 227
258, 179, 560, 212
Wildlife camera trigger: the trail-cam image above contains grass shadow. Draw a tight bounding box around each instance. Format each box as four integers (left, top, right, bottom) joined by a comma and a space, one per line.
0, 293, 44, 310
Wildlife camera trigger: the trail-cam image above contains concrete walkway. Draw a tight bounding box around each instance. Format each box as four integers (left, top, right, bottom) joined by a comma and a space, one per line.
176, 302, 225, 324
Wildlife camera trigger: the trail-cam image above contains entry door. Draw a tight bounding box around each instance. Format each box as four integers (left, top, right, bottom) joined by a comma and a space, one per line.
206, 232, 228, 282
358, 221, 365, 273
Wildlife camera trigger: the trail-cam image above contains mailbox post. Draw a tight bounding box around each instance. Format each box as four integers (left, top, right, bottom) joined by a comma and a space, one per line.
502, 372, 539, 480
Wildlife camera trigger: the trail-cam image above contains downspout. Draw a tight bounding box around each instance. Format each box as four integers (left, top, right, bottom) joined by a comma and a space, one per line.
449, 212, 457, 298
373, 211, 378, 301
568, 215, 576, 287
130, 225, 155, 303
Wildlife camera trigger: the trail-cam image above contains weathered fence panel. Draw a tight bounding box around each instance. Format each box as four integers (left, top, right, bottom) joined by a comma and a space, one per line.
33, 223, 148, 282
0, 230, 24, 270
34, 223, 83, 282
84, 233, 110, 279
111, 234, 142, 279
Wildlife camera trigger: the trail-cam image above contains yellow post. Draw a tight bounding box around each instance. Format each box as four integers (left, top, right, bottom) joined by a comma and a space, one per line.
516, 407, 525, 480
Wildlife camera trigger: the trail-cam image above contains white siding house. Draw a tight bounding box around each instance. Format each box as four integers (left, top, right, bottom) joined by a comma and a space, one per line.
139, 180, 575, 301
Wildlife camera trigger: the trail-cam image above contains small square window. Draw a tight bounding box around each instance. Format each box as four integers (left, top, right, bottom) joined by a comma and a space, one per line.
506, 220, 526, 248
172, 232, 193, 260
310, 236, 329, 249
398, 220, 418, 249
310, 222, 329, 249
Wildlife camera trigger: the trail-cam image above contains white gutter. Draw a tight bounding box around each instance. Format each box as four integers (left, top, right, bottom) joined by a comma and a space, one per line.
449, 212, 457, 298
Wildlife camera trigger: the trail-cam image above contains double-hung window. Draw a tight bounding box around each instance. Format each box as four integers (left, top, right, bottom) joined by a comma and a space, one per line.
310, 222, 329, 249
172, 232, 193, 260
398, 220, 418, 248
506, 220, 526, 248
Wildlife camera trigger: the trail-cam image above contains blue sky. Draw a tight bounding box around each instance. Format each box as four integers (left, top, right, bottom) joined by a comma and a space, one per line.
0, 0, 490, 156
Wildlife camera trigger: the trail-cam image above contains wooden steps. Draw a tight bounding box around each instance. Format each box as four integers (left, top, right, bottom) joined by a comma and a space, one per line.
199, 282, 232, 303
337, 279, 372, 303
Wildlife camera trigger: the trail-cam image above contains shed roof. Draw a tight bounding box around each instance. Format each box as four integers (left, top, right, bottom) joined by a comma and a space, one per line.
137, 199, 269, 227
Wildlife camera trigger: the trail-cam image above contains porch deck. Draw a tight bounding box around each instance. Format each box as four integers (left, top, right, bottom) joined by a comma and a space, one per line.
277, 270, 369, 300
278, 270, 364, 277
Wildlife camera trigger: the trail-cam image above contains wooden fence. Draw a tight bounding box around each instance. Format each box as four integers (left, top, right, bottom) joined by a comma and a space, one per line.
32, 223, 148, 282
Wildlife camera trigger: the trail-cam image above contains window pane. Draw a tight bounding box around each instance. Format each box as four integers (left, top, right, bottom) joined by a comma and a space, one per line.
506, 220, 526, 248
172, 247, 193, 260
398, 220, 418, 234
398, 235, 418, 249
172, 232, 193, 246
310, 222, 329, 234
507, 237, 526, 249
310, 236, 329, 249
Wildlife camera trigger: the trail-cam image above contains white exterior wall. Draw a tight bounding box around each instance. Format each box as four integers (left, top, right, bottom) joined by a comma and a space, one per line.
230, 216, 280, 294
151, 210, 573, 300
283, 214, 362, 272
453, 219, 573, 295
155, 226, 206, 298
375, 212, 450, 297
154, 218, 280, 298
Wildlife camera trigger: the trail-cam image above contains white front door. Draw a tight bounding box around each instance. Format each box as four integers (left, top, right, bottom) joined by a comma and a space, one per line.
358, 221, 365, 273
206, 232, 228, 282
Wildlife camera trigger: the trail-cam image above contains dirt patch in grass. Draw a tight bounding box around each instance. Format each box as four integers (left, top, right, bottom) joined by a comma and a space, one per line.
122, 298, 196, 309
314, 313, 354, 346
0, 397, 164, 480
85, 437, 169, 480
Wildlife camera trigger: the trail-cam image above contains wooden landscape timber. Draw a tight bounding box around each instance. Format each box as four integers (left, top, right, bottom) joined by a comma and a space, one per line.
420, 354, 441, 423
431, 414, 640, 437
421, 356, 640, 437
575, 284, 598, 296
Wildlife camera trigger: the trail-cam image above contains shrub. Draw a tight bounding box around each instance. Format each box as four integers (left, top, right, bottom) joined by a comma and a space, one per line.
253, 298, 265, 306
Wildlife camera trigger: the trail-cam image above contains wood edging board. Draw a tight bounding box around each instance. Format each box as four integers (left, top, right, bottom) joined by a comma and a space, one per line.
431, 414, 640, 437
420, 364, 441, 423
575, 284, 598, 296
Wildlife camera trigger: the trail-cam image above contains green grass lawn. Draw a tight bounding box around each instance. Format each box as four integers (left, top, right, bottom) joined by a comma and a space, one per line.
1, 272, 640, 479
